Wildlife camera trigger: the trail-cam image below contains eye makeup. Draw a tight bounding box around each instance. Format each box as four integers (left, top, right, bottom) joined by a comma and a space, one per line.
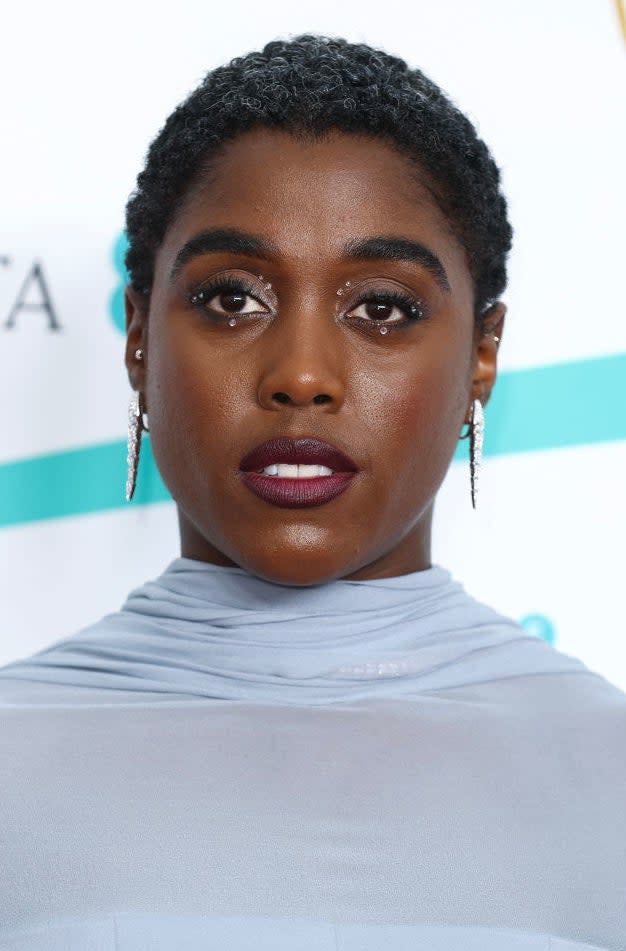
187, 270, 276, 326
185, 270, 429, 336
335, 277, 429, 335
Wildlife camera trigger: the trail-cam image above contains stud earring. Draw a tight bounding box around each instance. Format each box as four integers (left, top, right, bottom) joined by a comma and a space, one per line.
126, 390, 149, 502
459, 398, 484, 509
134, 348, 144, 360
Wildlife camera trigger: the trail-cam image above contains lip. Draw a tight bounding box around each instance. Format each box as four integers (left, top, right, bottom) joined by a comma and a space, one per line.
239, 435, 359, 509
239, 436, 359, 473
240, 471, 357, 508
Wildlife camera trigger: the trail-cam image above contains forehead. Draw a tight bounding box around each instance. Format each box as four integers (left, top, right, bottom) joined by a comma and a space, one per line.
158, 127, 471, 294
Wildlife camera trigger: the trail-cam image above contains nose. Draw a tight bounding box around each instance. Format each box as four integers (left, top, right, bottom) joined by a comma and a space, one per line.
256, 299, 345, 411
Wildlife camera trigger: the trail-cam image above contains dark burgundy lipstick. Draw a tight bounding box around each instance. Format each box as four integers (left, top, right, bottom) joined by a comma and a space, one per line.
239, 436, 359, 508
240, 436, 358, 473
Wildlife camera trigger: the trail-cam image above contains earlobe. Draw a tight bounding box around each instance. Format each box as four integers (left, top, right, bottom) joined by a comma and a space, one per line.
124, 284, 148, 386
470, 301, 506, 409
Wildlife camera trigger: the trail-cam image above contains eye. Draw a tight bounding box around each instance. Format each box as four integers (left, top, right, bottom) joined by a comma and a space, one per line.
344, 289, 426, 331
188, 275, 270, 321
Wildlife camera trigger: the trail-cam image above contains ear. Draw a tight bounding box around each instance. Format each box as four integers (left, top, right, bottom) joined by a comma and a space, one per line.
465, 302, 506, 422
123, 284, 148, 391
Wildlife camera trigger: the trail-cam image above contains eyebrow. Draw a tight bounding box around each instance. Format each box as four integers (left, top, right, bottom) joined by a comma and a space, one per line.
342, 236, 450, 292
169, 227, 450, 292
169, 229, 277, 283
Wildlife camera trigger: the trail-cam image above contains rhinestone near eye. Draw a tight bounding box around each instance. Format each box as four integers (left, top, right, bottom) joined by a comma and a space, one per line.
336, 288, 344, 296
227, 317, 237, 327
379, 326, 389, 335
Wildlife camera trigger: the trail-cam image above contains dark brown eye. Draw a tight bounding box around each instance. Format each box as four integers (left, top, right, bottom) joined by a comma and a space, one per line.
364, 301, 394, 320
347, 291, 425, 328
217, 292, 248, 313
189, 277, 269, 319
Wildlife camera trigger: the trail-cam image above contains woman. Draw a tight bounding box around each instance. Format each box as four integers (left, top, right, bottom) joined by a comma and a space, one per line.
1, 34, 624, 951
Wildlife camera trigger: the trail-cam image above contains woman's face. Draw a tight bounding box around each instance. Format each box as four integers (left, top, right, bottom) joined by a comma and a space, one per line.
125, 127, 504, 585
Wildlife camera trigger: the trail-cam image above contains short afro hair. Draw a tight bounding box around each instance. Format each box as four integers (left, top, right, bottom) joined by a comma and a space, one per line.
125, 33, 512, 318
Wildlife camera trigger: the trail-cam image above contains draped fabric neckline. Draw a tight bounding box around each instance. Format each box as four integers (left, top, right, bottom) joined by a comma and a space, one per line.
0, 556, 592, 704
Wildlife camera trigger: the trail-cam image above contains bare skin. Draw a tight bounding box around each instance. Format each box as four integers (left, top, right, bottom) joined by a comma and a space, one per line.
124, 128, 505, 586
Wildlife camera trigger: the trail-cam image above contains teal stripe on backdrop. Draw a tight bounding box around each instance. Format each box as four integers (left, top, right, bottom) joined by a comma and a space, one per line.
0, 438, 170, 528
452, 351, 625, 459
1, 352, 624, 527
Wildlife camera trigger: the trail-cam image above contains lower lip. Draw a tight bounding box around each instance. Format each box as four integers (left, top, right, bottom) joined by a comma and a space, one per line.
239, 471, 357, 508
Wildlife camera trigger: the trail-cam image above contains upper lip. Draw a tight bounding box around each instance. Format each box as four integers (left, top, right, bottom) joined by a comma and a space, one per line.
240, 436, 359, 473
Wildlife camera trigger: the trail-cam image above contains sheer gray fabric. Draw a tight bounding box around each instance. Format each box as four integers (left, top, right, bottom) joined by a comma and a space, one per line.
1, 558, 624, 949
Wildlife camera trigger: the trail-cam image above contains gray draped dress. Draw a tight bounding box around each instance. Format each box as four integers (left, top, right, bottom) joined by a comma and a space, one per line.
1, 557, 624, 949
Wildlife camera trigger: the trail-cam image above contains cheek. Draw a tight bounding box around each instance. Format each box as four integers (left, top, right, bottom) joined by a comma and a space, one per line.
144, 319, 235, 490
364, 344, 468, 501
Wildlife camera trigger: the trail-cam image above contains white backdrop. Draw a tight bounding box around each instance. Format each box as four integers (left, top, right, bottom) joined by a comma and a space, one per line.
1, 1, 625, 688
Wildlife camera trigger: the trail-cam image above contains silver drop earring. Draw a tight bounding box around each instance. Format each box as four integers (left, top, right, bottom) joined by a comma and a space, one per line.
468, 398, 484, 509
460, 331, 499, 508
126, 348, 149, 502
459, 398, 485, 509
126, 391, 150, 501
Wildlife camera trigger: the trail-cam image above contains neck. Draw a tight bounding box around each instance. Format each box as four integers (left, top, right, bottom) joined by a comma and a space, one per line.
177, 502, 434, 585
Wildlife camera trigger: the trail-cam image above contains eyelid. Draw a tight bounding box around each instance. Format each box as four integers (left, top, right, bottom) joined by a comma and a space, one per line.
187, 268, 278, 309
187, 270, 429, 330
336, 277, 428, 316
337, 275, 425, 298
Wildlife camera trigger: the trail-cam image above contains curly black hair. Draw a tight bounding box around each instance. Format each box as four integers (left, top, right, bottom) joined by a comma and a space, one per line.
125, 33, 512, 318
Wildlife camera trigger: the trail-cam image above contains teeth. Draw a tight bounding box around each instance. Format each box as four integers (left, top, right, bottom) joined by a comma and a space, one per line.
260, 464, 335, 477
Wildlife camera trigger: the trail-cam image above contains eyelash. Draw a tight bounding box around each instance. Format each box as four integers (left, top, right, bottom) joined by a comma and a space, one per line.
187, 277, 428, 333
188, 276, 264, 316
346, 290, 427, 332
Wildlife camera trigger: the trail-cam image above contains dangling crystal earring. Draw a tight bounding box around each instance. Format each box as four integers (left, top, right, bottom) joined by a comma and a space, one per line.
126, 390, 149, 501
469, 398, 484, 509
459, 398, 484, 509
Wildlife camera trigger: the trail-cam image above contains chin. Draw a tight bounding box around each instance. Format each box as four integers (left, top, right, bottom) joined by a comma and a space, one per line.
236, 549, 357, 587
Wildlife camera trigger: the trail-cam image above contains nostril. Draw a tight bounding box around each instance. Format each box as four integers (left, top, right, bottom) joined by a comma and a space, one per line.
271, 392, 331, 405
